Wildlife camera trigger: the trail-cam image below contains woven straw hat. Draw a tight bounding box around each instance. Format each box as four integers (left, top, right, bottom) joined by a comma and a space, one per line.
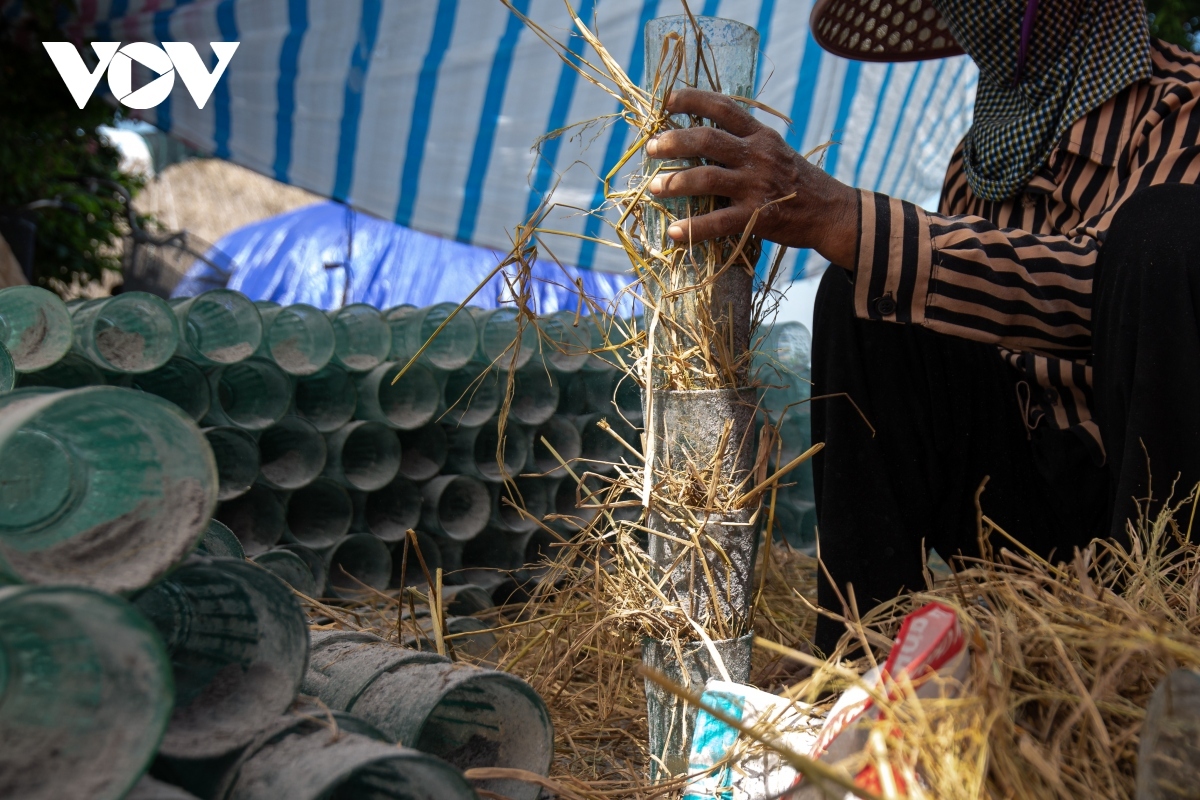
810, 0, 965, 62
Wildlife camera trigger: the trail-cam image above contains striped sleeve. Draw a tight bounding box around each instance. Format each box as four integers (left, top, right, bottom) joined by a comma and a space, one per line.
853, 189, 1099, 355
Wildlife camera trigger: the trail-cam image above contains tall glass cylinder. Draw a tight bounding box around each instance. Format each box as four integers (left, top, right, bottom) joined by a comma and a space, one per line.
292, 364, 357, 433
0, 342, 12, 392
72, 292, 180, 373
387, 302, 479, 371
257, 415, 327, 491
397, 423, 448, 481
173, 290, 263, 365
15, 352, 103, 389
0, 386, 217, 593
256, 303, 336, 376
324, 533, 392, 598
445, 418, 529, 483
328, 304, 391, 372
0, 286, 73, 372
324, 420, 402, 492
203, 425, 260, 501
0, 586, 173, 800
510, 366, 561, 426
203, 358, 292, 431
472, 307, 535, 370
285, 477, 352, 549
132, 557, 309, 759
420, 475, 490, 542
442, 364, 501, 427
360, 475, 423, 543
121, 357, 211, 421
526, 416, 583, 477
355, 360, 439, 430
541, 310, 589, 373
642, 17, 759, 389
215, 483, 287, 555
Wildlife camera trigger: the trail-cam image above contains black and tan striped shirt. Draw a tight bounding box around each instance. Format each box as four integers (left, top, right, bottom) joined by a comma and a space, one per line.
853, 39, 1200, 463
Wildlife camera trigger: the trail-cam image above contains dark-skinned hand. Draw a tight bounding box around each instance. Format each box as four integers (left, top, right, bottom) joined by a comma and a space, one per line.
646, 87, 859, 270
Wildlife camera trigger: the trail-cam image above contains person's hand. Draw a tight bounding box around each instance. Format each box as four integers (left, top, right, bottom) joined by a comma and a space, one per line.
646, 87, 859, 269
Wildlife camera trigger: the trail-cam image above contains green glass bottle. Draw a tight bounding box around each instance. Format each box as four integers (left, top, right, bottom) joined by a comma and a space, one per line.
541, 310, 589, 373
511, 365, 560, 426
386, 302, 478, 371
328, 304, 391, 372
215, 484, 286, 556
355, 360, 439, 430
203, 358, 292, 431
173, 290, 263, 365
0, 386, 218, 593
0, 585, 174, 800
196, 518, 246, 560
252, 548, 318, 598
357, 474, 422, 543
0, 286, 73, 372
132, 557, 309, 759
72, 293, 180, 373
292, 363, 357, 433
256, 303, 335, 376
420, 474, 490, 542
121, 357, 211, 421
397, 423, 447, 481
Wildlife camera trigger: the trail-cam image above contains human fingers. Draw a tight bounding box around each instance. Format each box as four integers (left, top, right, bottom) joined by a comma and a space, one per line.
646, 125, 744, 164
666, 206, 751, 244
664, 87, 759, 137
648, 165, 741, 199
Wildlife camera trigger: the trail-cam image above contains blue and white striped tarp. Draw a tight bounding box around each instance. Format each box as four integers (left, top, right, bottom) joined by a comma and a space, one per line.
58, 0, 976, 307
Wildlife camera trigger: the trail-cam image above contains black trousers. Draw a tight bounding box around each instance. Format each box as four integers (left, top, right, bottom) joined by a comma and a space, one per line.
809, 184, 1200, 655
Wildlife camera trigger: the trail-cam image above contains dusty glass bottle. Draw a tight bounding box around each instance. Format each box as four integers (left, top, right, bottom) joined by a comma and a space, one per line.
257, 415, 327, 491
203, 425, 260, 501
328, 303, 391, 372
0, 585, 174, 800
256, 303, 336, 376
173, 289, 264, 365
72, 292, 180, 373
0, 285, 73, 372
355, 360, 440, 430
292, 363, 357, 432
0, 386, 218, 593
324, 420, 402, 492
541, 310, 590, 373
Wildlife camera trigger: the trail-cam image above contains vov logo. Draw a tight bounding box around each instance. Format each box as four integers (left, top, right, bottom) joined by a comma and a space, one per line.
43, 41, 239, 110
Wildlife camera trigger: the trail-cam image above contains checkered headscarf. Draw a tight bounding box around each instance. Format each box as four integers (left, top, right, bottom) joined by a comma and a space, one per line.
931, 0, 1151, 201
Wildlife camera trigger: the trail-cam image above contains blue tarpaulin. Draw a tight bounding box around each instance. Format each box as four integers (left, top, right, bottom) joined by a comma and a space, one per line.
175, 200, 640, 315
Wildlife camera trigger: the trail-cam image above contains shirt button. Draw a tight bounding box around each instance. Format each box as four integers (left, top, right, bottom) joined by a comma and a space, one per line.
874, 295, 897, 316
1044, 388, 1060, 403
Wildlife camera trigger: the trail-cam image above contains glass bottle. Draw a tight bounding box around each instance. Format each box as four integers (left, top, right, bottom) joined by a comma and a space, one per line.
72, 292, 180, 374
540, 310, 589, 373
441, 363, 500, 427
15, 352, 103, 389
325, 533, 391, 598
173, 289, 263, 365
215, 483, 286, 556
510, 365, 560, 426
0, 585, 173, 800
420, 474, 490, 542
0, 386, 217, 593
256, 303, 336, 376
396, 423, 448, 481
387, 302, 479, 371
328, 304, 391, 373
0, 285, 73, 372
